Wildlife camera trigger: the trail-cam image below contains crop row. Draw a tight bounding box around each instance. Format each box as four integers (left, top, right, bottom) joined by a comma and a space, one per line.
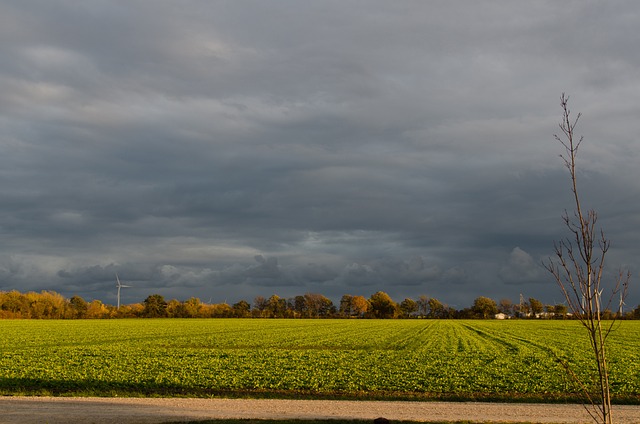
0, 319, 638, 401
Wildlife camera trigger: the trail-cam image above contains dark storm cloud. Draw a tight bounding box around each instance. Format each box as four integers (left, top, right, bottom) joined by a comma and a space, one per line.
1, 1, 639, 308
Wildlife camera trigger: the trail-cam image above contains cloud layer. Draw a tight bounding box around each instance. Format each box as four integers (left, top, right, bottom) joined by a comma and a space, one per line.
1, 1, 639, 308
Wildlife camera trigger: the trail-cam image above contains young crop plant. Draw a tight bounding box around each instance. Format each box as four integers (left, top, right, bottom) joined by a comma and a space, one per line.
544, 94, 631, 424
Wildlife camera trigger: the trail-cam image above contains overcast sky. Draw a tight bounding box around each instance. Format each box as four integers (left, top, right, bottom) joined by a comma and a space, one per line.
1, 1, 639, 310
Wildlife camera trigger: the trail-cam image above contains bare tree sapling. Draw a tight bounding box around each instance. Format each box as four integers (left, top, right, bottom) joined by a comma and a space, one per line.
544, 94, 630, 424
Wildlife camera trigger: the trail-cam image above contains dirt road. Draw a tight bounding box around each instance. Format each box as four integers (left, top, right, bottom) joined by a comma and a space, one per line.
1, 397, 639, 424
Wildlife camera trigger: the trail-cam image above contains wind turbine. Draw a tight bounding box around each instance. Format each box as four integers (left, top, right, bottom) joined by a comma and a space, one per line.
619, 292, 626, 316
116, 273, 131, 310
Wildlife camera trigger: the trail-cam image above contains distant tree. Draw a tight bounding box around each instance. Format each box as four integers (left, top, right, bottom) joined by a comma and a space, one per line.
232, 300, 251, 318
600, 309, 615, 321
183, 297, 203, 317
265, 295, 286, 318
0, 290, 28, 318
338, 294, 369, 318
198, 302, 214, 317
86, 299, 109, 319
471, 296, 498, 319
47, 291, 66, 318
498, 298, 514, 315
143, 294, 168, 318
166, 299, 184, 318
116, 303, 143, 318
21, 291, 65, 319
283, 299, 296, 318
427, 297, 445, 318
339, 294, 354, 317
253, 296, 268, 317
529, 297, 545, 317
399, 298, 418, 318
457, 307, 474, 319
291, 295, 306, 317
303, 293, 334, 317
417, 295, 429, 317
368, 291, 397, 319
350, 295, 369, 317
554, 303, 568, 318
444, 306, 457, 319
210, 302, 234, 318
165, 298, 202, 318
68, 295, 88, 319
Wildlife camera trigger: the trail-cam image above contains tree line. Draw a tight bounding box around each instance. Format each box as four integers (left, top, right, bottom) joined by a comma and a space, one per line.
1, 289, 639, 320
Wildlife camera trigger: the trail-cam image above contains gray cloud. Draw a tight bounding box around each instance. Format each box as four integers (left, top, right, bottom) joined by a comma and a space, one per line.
499, 247, 545, 285
0, 1, 638, 308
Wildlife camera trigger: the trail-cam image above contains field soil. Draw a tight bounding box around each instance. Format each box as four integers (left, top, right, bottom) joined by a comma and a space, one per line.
1, 397, 640, 424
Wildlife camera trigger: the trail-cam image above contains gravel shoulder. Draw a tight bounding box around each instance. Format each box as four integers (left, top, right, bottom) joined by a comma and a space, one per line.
1, 397, 640, 424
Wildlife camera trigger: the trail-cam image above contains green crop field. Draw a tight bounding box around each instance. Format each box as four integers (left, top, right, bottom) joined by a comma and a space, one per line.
1, 319, 639, 402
